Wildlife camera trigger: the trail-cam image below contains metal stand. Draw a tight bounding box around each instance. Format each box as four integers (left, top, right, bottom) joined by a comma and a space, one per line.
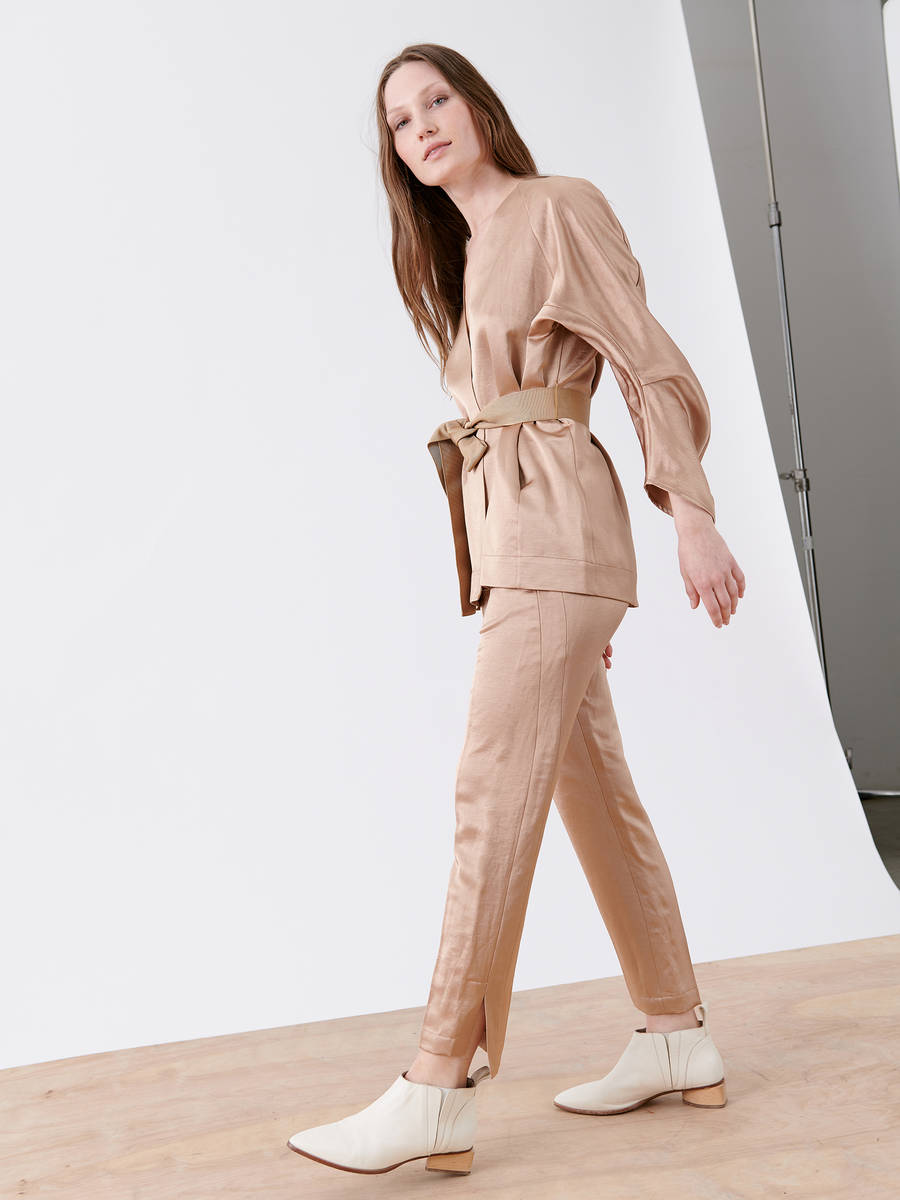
747, 0, 829, 696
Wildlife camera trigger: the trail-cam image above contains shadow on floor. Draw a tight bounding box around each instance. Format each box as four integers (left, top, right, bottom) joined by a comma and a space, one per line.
861, 797, 900, 888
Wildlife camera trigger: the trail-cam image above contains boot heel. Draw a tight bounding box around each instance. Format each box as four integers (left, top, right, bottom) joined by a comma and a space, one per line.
426, 1148, 474, 1174
682, 1080, 727, 1108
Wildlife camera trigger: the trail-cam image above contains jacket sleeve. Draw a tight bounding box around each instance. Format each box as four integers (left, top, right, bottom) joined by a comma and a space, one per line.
525, 177, 715, 520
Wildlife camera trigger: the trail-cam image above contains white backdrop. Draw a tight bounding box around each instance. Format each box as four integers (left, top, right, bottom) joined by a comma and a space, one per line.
1, 0, 897, 1071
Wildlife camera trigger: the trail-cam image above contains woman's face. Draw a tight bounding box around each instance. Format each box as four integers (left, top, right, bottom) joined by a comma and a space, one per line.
383, 61, 488, 190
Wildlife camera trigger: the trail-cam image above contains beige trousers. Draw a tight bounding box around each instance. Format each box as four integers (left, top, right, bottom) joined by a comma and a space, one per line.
419, 587, 701, 1077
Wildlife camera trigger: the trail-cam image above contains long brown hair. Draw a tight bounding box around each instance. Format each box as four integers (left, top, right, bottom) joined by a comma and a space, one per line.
376, 44, 538, 369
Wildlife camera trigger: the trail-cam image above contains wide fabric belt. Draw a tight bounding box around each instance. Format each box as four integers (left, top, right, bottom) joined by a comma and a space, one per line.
427, 387, 592, 615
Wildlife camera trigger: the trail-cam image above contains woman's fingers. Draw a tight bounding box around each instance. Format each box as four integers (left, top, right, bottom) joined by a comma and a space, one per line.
713, 583, 732, 626
698, 581, 726, 627
689, 566, 744, 627
725, 571, 741, 614
686, 568, 731, 620
602, 642, 613, 670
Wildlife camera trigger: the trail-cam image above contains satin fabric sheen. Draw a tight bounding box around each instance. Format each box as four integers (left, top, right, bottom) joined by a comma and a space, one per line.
419, 588, 701, 1078
441, 175, 716, 612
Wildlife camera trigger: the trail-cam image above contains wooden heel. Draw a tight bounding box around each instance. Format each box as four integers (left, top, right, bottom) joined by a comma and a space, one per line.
426, 1148, 474, 1174
682, 1080, 727, 1108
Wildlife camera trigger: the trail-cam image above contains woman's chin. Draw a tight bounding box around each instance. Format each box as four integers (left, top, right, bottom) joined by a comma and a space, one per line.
417, 162, 455, 189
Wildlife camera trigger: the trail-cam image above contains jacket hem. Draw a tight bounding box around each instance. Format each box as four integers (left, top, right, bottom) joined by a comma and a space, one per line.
477, 555, 638, 607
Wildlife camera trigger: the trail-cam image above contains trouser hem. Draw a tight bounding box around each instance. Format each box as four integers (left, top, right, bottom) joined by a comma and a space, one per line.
418, 1028, 469, 1058
633, 987, 702, 1016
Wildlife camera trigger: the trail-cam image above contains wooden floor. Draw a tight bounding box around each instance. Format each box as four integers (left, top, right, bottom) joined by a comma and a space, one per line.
2, 936, 899, 1200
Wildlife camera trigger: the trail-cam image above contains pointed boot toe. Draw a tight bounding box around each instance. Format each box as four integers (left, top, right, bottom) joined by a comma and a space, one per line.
288, 1120, 357, 1169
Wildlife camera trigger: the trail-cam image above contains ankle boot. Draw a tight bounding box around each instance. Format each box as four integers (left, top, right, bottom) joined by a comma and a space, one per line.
554, 1002, 726, 1115
287, 1065, 491, 1174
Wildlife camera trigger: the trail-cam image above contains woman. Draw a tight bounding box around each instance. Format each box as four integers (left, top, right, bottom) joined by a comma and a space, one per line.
288, 43, 745, 1177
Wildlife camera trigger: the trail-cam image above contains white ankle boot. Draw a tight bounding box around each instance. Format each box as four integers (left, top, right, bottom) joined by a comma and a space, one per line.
287, 1065, 491, 1175
554, 1002, 726, 1115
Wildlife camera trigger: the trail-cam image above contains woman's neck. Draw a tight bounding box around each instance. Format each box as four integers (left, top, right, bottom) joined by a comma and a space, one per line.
442, 161, 521, 244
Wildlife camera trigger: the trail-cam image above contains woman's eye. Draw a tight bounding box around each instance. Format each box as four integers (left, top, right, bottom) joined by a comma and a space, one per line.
393, 96, 447, 131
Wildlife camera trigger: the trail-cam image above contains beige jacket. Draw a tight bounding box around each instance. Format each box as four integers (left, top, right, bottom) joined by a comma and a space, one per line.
440, 175, 715, 613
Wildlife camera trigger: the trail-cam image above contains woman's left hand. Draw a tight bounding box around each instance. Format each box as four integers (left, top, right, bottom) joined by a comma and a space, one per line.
670, 494, 746, 628
603, 643, 613, 670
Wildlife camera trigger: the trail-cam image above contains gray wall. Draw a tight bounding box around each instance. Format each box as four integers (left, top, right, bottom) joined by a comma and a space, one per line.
681, 0, 900, 790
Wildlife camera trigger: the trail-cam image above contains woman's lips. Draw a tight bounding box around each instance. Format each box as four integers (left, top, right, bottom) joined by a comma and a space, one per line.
425, 142, 451, 161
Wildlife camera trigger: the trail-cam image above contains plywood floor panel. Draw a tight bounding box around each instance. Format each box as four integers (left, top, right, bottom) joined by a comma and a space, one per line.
2, 935, 899, 1199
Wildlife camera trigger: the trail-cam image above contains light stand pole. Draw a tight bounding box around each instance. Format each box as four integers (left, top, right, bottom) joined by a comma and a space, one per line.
747, 0, 829, 696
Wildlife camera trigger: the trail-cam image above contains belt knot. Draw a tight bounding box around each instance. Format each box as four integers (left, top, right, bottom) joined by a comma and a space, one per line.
429, 418, 490, 472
